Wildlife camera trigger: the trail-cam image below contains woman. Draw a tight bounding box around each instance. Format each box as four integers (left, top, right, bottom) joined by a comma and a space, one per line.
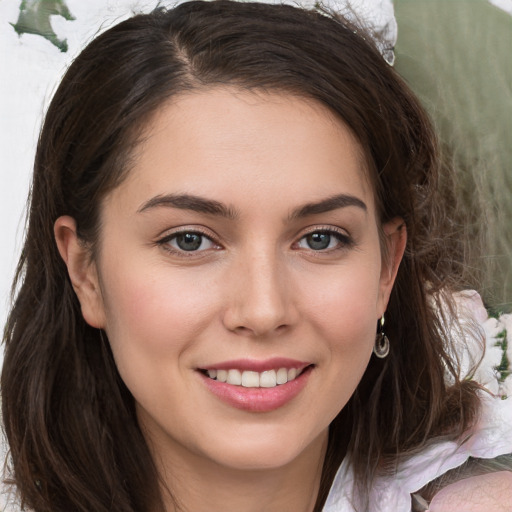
2, 1, 511, 511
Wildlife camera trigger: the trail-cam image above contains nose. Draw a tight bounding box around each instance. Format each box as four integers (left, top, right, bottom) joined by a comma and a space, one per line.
222, 249, 297, 337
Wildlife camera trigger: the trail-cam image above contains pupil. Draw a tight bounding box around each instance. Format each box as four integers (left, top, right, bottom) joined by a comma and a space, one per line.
307, 232, 330, 250
177, 233, 202, 251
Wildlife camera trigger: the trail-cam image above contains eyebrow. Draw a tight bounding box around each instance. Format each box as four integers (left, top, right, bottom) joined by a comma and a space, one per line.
138, 193, 238, 219
289, 194, 367, 219
137, 192, 367, 219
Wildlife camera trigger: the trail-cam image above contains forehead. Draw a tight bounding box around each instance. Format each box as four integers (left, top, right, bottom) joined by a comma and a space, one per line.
108, 87, 375, 216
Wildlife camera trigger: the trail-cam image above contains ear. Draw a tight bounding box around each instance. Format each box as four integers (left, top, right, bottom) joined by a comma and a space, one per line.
54, 216, 106, 328
377, 217, 407, 316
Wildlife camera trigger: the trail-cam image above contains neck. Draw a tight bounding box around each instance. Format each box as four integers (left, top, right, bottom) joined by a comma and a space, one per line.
148, 430, 328, 512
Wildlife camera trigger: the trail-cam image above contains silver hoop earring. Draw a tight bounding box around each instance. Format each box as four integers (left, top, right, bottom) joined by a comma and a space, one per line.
373, 315, 390, 359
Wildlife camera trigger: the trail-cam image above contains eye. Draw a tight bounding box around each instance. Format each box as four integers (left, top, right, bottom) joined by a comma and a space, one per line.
158, 230, 218, 253
296, 229, 352, 251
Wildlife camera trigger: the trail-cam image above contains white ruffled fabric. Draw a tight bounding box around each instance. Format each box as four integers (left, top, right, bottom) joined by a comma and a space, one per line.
444, 290, 509, 395
323, 392, 512, 512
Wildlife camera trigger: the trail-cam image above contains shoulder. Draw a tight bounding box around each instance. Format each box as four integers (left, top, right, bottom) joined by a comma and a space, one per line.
407, 392, 512, 511
427, 471, 512, 512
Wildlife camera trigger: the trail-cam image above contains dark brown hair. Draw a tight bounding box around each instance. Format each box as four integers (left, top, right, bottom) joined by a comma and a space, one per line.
2, 1, 481, 510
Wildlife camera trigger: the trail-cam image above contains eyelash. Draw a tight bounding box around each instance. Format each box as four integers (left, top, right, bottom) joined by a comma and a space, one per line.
156, 226, 354, 257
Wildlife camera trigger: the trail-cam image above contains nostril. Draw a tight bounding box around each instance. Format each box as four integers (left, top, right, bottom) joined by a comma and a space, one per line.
231, 325, 252, 335
230, 323, 290, 337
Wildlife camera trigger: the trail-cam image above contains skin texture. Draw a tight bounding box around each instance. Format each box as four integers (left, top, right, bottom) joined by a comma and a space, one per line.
428, 471, 512, 512
55, 88, 406, 512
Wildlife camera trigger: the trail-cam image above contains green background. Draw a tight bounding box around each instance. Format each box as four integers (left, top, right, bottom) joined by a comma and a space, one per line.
395, 0, 512, 311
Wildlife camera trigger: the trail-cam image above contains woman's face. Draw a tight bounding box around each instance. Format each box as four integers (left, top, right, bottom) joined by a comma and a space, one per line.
61, 88, 404, 472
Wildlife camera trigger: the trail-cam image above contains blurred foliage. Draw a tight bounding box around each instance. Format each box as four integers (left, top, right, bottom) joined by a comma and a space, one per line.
395, 0, 512, 312
10, 0, 75, 52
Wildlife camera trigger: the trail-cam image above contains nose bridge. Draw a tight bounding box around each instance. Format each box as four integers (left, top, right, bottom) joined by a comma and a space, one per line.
223, 243, 294, 336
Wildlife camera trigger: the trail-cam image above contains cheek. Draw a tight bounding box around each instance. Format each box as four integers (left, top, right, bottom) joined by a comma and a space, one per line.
99, 260, 219, 362
296, 257, 381, 403
300, 258, 381, 339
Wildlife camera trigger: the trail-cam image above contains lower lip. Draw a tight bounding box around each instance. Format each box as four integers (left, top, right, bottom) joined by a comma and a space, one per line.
200, 366, 313, 412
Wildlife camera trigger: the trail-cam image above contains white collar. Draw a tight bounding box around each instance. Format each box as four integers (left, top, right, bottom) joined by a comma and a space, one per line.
323, 392, 512, 511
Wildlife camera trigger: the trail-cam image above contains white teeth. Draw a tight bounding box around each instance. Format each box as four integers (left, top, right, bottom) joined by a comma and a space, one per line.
260, 370, 277, 388
241, 371, 259, 388
205, 366, 305, 388
276, 367, 288, 385
227, 369, 242, 385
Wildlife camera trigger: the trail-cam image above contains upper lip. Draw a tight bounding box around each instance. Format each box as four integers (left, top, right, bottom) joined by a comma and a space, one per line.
198, 357, 311, 373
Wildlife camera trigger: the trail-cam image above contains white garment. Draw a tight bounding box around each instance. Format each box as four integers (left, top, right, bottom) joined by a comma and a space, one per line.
323, 392, 512, 511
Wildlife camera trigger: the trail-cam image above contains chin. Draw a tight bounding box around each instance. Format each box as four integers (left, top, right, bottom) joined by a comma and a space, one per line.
197, 425, 328, 472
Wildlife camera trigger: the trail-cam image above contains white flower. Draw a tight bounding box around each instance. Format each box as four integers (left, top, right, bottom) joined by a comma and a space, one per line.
446, 290, 508, 395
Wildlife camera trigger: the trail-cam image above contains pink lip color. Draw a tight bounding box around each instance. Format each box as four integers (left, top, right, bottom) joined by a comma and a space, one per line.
199, 365, 313, 413
200, 357, 308, 373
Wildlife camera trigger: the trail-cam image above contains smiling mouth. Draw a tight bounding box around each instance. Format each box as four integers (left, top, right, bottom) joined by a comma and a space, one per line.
199, 366, 311, 388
